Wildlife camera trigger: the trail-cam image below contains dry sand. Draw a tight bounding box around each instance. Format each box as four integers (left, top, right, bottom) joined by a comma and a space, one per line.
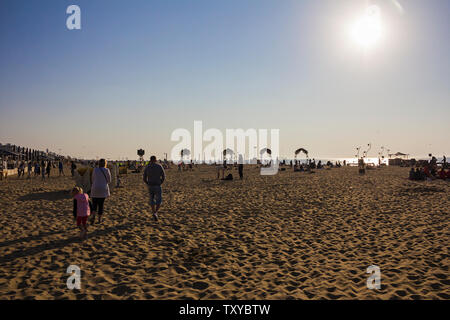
0, 165, 448, 300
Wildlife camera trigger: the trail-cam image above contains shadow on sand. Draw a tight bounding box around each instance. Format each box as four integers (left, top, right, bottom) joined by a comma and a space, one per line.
0, 222, 136, 264
18, 190, 70, 201
0, 229, 68, 248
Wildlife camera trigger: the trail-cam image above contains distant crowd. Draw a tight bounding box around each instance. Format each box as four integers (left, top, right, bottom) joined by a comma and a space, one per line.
293, 159, 343, 172
409, 156, 449, 181
0, 158, 66, 180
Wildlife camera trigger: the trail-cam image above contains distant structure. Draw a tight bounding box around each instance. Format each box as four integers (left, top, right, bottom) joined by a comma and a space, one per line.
137, 149, 145, 162
0, 143, 63, 161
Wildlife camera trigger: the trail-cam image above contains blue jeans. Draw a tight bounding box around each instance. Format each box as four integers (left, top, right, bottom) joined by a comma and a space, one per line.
148, 185, 162, 206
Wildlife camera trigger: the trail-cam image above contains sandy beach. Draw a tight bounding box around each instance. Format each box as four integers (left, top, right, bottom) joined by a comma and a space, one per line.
0, 165, 448, 300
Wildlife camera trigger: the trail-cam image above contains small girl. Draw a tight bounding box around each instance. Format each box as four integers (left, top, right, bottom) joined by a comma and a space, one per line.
72, 187, 91, 240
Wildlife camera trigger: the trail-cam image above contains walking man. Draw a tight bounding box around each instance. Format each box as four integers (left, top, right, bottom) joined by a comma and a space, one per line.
71, 161, 77, 177
46, 161, 51, 178
41, 160, 46, 180
143, 156, 166, 221
27, 161, 32, 179
18, 161, 25, 178
238, 154, 244, 180
58, 160, 65, 176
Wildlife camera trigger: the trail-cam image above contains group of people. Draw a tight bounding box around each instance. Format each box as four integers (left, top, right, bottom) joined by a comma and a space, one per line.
71, 158, 113, 240
408, 156, 449, 181
175, 159, 244, 180
409, 166, 450, 181
178, 161, 194, 172
22, 160, 64, 179
292, 159, 342, 172
215, 159, 244, 180
72, 156, 166, 240
0, 157, 66, 181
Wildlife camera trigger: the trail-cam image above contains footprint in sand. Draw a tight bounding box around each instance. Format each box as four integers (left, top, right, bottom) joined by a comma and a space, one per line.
192, 281, 209, 290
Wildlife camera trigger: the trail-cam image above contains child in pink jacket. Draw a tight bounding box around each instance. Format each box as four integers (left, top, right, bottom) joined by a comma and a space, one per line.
72, 187, 91, 240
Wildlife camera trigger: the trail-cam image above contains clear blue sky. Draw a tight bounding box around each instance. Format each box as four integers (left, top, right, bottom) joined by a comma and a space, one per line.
1, 0, 449, 160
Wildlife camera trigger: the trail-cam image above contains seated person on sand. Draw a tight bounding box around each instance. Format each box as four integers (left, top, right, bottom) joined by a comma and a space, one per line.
409, 168, 415, 180
216, 161, 225, 179
221, 173, 233, 181
413, 168, 424, 181
430, 165, 437, 177
437, 168, 447, 180
423, 165, 434, 180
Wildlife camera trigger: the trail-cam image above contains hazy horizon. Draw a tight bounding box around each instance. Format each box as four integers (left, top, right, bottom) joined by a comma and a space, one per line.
1, 0, 449, 160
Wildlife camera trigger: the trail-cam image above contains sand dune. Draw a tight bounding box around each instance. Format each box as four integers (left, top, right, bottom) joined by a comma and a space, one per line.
0, 166, 448, 299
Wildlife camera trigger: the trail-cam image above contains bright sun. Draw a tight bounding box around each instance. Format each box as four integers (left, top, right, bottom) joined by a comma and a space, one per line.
351, 5, 383, 48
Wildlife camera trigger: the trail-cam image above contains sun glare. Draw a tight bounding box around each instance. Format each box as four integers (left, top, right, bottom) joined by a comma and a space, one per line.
350, 5, 383, 48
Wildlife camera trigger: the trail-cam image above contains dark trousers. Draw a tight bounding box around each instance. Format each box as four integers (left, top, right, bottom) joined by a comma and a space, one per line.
238, 165, 243, 179
92, 198, 106, 216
